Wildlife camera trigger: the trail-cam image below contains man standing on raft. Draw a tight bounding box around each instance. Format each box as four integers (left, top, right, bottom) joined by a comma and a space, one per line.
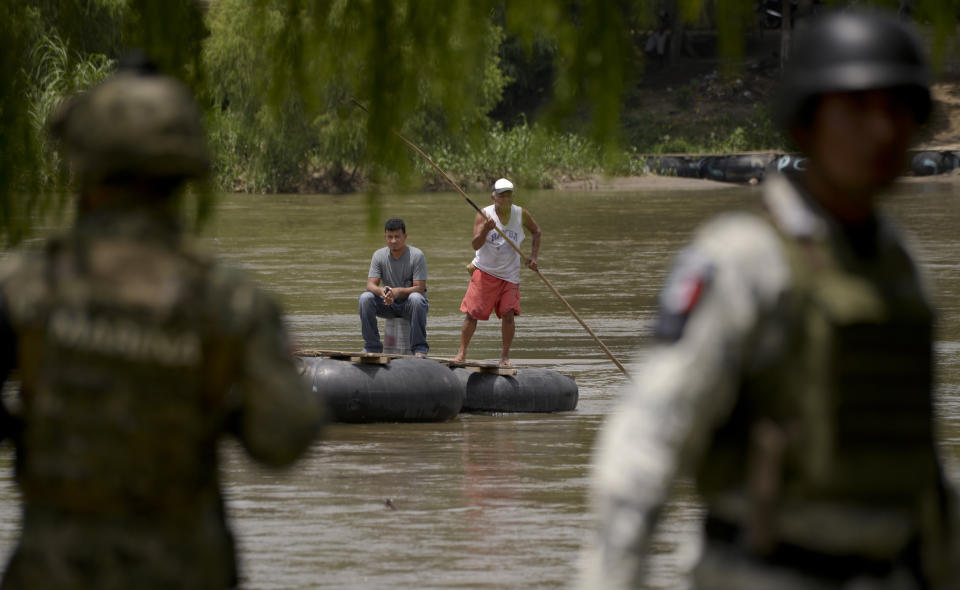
453, 178, 541, 366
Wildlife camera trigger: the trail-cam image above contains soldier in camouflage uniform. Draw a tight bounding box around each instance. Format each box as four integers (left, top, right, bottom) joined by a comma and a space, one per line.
0, 61, 325, 589
581, 11, 959, 590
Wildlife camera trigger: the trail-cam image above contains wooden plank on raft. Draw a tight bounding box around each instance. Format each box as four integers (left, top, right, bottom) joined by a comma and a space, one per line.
297, 349, 391, 364
296, 349, 518, 375
434, 358, 518, 376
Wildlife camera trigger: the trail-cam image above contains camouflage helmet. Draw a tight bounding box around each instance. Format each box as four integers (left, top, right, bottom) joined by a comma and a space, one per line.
775, 10, 932, 130
51, 68, 210, 185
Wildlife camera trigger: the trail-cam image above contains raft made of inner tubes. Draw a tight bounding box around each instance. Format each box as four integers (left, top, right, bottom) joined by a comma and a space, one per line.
298, 356, 463, 423
452, 367, 578, 413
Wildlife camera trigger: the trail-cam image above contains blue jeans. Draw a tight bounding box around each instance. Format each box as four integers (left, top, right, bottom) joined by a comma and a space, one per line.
358, 291, 429, 354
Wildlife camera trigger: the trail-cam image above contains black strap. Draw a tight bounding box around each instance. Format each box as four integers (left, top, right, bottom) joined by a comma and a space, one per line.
0, 292, 16, 382
704, 515, 923, 584
0, 292, 20, 445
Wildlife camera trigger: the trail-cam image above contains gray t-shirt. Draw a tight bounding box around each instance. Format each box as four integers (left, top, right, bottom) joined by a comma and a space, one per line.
368, 246, 427, 299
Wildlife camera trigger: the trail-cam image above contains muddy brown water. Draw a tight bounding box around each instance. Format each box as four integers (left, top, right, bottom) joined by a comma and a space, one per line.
0, 181, 957, 589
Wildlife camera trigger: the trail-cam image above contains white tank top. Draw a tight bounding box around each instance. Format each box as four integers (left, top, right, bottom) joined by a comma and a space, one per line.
473, 204, 525, 284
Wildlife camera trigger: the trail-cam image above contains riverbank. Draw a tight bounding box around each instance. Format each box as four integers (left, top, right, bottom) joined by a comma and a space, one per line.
555, 167, 960, 193
248, 38, 960, 195
366, 72, 960, 195
556, 174, 740, 191
548, 46, 960, 192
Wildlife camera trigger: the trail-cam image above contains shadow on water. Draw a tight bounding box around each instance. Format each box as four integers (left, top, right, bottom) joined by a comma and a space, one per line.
0, 181, 957, 588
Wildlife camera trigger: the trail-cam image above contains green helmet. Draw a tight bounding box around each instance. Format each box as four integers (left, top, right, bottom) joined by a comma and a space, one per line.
775, 10, 932, 130
51, 70, 210, 185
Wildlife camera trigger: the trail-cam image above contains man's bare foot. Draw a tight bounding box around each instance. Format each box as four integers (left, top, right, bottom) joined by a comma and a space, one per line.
499, 358, 512, 367
452, 353, 466, 362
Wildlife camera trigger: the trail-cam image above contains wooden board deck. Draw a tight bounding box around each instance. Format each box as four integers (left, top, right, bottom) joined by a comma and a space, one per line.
432, 358, 517, 376
297, 349, 517, 375
298, 349, 391, 364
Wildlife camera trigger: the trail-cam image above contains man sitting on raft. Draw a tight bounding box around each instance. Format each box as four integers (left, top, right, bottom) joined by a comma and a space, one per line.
359, 218, 429, 357
453, 178, 541, 367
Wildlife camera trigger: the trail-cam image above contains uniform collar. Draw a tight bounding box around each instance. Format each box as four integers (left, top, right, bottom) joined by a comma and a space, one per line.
762, 173, 828, 240
764, 173, 900, 263
74, 205, 182, 244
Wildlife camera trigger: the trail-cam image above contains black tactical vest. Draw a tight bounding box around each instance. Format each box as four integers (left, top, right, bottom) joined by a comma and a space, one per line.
697, 210, 938, 525
0, 211, 241, 588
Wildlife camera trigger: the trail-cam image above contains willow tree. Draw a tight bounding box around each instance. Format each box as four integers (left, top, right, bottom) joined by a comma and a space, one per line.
203, 0, 510, 193
1, 0, 208, 244
1, 0, 956, 243
236, 0, 644, 181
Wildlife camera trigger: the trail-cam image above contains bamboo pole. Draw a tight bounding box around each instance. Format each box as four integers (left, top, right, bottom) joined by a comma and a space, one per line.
351, 99, 629, 376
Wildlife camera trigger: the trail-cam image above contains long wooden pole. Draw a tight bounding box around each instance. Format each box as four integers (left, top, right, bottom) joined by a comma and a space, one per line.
352, 99, 629, 376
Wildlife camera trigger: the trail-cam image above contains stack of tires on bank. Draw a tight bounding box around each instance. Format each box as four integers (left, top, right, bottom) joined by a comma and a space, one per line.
643, 150, 960, 184
296, 356, 578, 423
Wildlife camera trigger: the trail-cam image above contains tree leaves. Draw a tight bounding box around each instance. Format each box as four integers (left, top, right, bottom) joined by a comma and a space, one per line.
2, 0, 956, 243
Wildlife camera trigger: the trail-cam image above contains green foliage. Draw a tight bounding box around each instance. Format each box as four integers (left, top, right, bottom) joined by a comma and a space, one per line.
27, 33, 115, 181
3, 0, 959, 243
204, 0, 318, 192
0, 7, 116, 245
714, 0, 755, 74
122, 0, 208, 90
0, 2, 41, 245
489, 33, 557, 125
504, 0, 640, 159
0, 0, 210, 244
238, 0, 506, 185
204, 0, 509, 194
25, 1, 126, 58
914, 0, 960, 69
425, 120, 603, 189
625, 101, 785, 155
674, 84, 695, 109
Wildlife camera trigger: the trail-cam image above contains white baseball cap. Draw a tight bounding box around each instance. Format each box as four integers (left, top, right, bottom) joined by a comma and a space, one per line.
493, 178, 514, 194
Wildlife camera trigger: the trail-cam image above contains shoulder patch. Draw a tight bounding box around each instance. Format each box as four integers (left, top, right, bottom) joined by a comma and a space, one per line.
654, 250, 715, 342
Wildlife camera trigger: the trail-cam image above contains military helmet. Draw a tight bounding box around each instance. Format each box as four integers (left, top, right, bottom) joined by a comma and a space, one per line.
776, 10, 932, 129
51, 68, 210, 185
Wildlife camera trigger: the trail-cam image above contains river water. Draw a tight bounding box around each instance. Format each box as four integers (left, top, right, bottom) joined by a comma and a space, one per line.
0, 180, 958, 589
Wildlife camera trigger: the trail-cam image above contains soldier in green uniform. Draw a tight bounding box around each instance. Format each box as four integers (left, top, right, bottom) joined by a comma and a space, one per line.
0, 59, 325, 589
581, 10, 959, 590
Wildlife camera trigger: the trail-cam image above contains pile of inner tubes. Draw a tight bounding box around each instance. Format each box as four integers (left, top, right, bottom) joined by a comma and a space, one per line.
642, 150, 960, 184
910, 151, 960, 176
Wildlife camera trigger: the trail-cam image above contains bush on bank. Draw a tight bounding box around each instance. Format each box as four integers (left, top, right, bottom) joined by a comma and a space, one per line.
21, 46, 781, 195
308, 109, 780, 193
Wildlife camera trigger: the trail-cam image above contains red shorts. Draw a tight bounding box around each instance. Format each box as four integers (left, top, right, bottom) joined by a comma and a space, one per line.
460, 269, 520, 320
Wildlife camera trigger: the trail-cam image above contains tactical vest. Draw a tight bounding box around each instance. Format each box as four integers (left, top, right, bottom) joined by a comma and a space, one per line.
1, 215, 241, 523
697, 209, 939, 536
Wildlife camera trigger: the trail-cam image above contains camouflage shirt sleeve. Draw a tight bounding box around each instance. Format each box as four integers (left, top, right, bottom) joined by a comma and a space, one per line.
580, 212, 790, 589
225, 276, 326, 467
